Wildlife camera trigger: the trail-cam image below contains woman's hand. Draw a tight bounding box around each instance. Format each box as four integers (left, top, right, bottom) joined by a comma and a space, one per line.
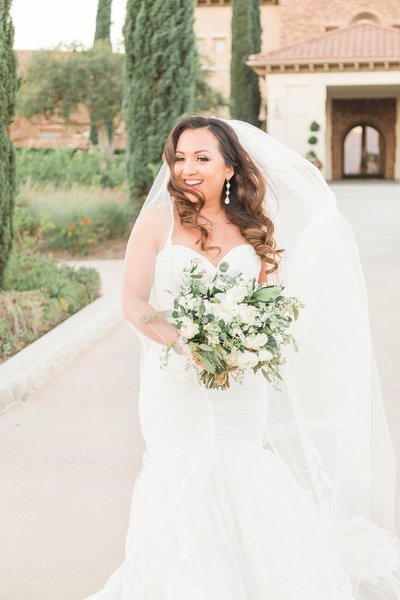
174, 335, 204, 367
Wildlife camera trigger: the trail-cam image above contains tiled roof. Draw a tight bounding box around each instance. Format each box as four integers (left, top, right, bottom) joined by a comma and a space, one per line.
250, 23, 400, 65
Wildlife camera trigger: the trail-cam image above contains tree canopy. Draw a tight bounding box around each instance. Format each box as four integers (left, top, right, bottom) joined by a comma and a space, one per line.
17, 44, 122, 158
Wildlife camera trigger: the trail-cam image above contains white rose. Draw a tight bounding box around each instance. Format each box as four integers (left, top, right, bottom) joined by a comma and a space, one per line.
180, 316, 199, 339
208, 302, 237, 322
185, 295, 197, 310
226, 349, 240, 367
227, 349, 259, 370
214, 285, 248, 311
236, 350, 259, 369
225, 285, 248, 305
244, 333, 269, 350
237, 303, 258, 326
258, 347, 274, 362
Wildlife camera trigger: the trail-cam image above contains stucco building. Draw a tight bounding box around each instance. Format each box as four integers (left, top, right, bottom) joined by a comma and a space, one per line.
196, 0, 400, 181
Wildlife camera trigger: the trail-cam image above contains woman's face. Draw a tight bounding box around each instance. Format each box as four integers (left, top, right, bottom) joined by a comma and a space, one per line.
174, 127, 234, 204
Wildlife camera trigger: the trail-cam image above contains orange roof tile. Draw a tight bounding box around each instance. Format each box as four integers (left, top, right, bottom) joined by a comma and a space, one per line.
250, 23, 400, 65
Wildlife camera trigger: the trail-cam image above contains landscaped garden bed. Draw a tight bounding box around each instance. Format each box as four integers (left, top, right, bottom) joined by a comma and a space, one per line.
0, 253, 101, 361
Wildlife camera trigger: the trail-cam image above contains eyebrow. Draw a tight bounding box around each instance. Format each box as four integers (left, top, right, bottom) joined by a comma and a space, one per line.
175, 149, 211, 154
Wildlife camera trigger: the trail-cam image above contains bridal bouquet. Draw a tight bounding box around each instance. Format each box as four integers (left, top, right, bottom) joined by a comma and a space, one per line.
163, 259, 303, 391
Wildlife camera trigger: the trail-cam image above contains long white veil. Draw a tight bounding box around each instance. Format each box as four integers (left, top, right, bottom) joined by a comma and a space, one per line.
134, 118, 400, 597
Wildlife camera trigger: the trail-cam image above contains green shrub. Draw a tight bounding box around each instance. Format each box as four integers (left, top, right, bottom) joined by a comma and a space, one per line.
15, 183, 140, 255
4, 253, 100, 315
1, 253, 101, 360
16, 148, 126, 188
0, 290, 68, 360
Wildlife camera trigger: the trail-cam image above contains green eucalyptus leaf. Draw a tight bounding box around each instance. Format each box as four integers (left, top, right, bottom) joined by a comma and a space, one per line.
200, 353, 216, 373
199, 343, 213, 352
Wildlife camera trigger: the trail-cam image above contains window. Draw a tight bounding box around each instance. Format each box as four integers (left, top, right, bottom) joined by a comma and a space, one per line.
213, 37, 226, 54
350, 12, 380, 25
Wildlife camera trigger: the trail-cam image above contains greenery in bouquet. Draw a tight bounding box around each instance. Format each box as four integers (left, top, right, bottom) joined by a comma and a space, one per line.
164, 259, 303, 391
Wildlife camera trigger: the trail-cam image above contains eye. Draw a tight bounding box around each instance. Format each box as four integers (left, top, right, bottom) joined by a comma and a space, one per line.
174, 156, 184, 162
197, 156, 209, 162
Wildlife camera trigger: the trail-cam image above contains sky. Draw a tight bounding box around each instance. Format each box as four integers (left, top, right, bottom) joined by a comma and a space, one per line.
11, 0, 128, 51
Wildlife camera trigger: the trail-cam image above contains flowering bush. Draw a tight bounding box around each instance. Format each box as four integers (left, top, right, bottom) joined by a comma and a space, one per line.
162, 259, 303, 390
14, 184, 140, 256
60, 217, 100, 255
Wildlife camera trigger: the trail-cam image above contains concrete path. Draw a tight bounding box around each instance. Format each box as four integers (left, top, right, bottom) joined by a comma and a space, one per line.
0, 182, 399, 600
0, 322, 143, 600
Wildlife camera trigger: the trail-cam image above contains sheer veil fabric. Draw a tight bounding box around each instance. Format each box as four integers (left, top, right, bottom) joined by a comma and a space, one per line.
124, 119, 400, 597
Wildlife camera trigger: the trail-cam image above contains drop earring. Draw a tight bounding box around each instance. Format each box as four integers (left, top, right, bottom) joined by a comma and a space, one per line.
224, 179, 231, 205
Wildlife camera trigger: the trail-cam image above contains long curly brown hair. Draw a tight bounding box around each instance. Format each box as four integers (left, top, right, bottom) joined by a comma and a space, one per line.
163, 115, 282, 274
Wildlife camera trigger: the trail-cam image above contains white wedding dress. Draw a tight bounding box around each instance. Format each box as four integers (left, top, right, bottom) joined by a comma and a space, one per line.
84, 239, 400, 600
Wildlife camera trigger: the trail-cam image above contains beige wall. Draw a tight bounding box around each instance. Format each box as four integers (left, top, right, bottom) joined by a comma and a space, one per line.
265, 71, 400, 181
195, 4, 281, 100
195, 0, 400, 103
278, 0, 400, 46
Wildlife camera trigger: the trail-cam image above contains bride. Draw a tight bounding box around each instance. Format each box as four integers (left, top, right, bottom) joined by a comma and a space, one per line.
84, 116, 400, 599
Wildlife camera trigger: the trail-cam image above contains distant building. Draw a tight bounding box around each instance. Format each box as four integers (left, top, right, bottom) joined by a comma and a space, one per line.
11, 1, 400, 180
197, 0, 400, 180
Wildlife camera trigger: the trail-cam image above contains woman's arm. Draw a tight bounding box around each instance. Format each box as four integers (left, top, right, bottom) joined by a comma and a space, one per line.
121, 207, 180, 347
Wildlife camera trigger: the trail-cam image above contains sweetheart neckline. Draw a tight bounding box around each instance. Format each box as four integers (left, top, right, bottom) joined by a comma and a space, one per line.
159, 243, 258, 270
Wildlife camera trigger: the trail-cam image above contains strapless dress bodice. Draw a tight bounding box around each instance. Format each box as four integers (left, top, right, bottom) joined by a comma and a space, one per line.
149, 243, 261, 312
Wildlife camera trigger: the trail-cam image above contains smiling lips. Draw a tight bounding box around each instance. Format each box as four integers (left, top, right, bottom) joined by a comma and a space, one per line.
184, 179, 203, 186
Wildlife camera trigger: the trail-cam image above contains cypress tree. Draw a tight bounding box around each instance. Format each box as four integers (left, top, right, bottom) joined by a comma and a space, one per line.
124, 0, 196, 197
90, 0, 113, 145
251, 0, 261, 56
230, 0, 261, 127
94, 0, 112, 42
0, 0, 17, 288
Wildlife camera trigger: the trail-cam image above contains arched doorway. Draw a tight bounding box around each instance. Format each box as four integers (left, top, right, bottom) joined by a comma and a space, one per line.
343, 124, 383, 178
331, 98, 395, 180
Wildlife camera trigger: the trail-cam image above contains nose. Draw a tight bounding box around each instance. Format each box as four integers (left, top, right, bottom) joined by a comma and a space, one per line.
182, 159, 197, 174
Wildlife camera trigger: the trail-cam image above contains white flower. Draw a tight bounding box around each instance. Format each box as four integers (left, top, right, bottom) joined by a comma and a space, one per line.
230, 326, 245, 340
227, 349, 259, 370
244, 333, 269, 350
184, 295, 197, 310
237, 303, 258, 326
225, 284, 248, 305
258, 347, 274, 362
208, 302, 237, 322
214, 284, 248, 310
180, 316, 199, 339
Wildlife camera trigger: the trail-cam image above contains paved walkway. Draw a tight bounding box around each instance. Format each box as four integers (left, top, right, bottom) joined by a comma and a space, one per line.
0, 182, 399, 600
